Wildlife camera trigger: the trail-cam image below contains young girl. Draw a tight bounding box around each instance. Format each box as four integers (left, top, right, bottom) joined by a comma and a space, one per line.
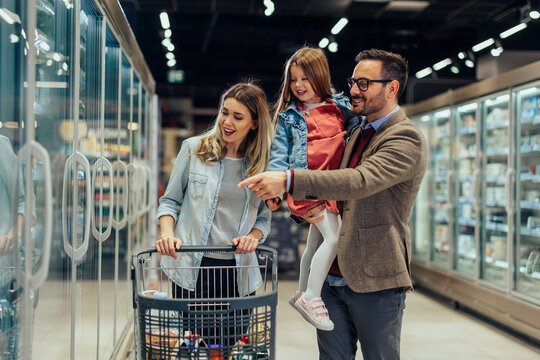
267, 47, 351, 331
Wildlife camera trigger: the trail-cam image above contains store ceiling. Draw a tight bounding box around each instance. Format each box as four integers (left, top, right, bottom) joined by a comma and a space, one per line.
119, 0, 539, 125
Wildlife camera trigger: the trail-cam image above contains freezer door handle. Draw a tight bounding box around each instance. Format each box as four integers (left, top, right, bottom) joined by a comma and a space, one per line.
62, 151, 92, 260
127, 163, 137, 224
92, 156, 114, 241
112, 160, 128, 229
504, 168, 514, 214
472, 170, 481, 212
17, 142, 53, 290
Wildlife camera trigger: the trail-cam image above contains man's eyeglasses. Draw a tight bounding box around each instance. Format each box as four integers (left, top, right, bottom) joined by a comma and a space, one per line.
347, 78, 391, 91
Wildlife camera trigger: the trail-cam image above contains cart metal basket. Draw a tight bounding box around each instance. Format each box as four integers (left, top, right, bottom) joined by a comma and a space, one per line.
132, 245, 278, 360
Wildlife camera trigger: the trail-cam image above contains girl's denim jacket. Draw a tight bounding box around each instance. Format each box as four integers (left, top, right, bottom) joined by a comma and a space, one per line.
156, 136, 271, 296
267, 93, 358, 172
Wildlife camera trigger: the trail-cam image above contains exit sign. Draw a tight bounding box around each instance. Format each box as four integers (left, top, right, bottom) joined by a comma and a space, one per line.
167, 70, 185, 83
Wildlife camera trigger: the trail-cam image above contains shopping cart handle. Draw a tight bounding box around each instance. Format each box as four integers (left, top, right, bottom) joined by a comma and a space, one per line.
133, 244, 276, 258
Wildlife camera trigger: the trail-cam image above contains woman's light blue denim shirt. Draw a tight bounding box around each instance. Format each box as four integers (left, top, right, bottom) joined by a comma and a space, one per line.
267, 93, 355, 172
156, 136, 272, 296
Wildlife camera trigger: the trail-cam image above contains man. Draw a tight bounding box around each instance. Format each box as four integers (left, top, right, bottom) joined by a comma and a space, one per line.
239, 49, 427, 359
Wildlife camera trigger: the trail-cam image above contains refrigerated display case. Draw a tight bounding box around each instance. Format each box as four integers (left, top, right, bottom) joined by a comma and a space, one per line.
0, 0, 157, 359
515, 82, 540, 301
454, 102, 479, 278
407, 61, 540, 342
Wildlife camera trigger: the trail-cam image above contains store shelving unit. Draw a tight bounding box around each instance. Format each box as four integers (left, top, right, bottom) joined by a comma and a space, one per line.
407, 60, 540, 342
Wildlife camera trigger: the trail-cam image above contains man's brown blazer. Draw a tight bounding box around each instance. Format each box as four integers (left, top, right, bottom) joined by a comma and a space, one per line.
292, 108, 428, 293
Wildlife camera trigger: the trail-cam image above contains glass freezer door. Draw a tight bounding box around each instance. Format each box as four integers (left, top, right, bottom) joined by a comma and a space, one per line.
480, 92, 511, 289
515, 82, 540, 302
454, 102, 479, 277
431, 108, 453, 268
412, 115, 431, 261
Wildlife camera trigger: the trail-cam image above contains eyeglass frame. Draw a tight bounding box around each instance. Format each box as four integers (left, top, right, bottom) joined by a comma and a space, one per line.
347, 77, 392, 91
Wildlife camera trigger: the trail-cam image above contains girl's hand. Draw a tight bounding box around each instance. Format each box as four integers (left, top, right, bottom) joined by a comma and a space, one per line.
232, 234, 259, 254
301, 202, 326, 225
156, 235, 182, 259
265, 198, 281, 211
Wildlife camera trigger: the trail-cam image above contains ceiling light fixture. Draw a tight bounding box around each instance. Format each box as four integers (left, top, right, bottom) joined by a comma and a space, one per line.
472, 38, 494, 52
159, 12, 170, 30
327, 42, 338, 53
450, 65, 460, 74
164, 29, 172, 38
263, 0, 275, 16
490, 40, 503, 57
530, 10, 540, 19
167, 58, 176, 67
432, 58, 451, 71
465, 59, 475, 68
318, 37, 329, 48
166, 52, 175, 60
457, 52, 466, 59
415, 67, 432, 79
499, 23, 527, 38
384, 1, 430, 11
161, 38, 172, 48
331, 18, 348, 35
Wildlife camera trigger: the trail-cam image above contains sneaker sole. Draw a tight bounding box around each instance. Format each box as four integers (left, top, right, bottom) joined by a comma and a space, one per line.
294, 301, 334, 331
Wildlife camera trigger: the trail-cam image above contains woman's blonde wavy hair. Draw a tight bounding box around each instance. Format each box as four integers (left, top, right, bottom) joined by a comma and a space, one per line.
192, 82, 273, 177
273, 47, 334, 124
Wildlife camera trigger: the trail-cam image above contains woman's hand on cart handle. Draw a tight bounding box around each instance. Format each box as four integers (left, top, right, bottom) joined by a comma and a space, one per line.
232, 228, 262, 254
156, 235, 182, 259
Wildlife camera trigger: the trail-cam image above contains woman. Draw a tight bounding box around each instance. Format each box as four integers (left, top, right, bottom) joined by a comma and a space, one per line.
155, 82, 273, 349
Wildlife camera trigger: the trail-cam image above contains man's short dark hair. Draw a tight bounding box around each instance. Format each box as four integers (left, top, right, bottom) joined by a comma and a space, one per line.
355, 49, 408, 100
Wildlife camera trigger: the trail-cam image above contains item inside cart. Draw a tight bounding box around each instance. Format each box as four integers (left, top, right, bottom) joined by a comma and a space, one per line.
132, 245, 277, 360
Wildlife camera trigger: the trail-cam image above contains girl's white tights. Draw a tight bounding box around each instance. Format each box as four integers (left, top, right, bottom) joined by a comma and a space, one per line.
297, 208, 342, 301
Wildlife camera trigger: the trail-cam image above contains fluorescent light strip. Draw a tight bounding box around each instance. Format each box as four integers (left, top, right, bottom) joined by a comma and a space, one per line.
159, 12, 170, 30
432, 58, 451, 71
434, 109, 451, 118
319, 37, 329, 48
520, 87, 538, 96
0, 7, 19, 24
458, 103, 477, 112
415, 67, 432, 79
328, 42, 338, 53
485, 95, 509, 107
331, 18, 348, 35
499, 23, 527, 39
472, 38, 494, 52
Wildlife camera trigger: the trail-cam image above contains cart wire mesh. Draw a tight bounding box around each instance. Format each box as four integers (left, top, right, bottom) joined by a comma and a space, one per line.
132, 245, 277, 360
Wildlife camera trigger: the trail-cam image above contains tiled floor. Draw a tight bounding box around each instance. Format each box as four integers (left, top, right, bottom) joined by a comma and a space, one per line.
276, 280, 540, 359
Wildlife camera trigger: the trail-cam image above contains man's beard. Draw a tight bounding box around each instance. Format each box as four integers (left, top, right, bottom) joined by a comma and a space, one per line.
351, 88, 386, 117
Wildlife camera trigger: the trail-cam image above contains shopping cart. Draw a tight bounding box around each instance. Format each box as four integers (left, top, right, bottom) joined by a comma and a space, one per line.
132, 245, 278, 360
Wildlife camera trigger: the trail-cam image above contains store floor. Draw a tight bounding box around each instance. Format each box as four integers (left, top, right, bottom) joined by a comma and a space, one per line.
276, 280, 540, 359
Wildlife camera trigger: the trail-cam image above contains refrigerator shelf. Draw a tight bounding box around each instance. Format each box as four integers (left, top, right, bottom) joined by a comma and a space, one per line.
458, 218, 476, 227
486, 200, 506, 208
521, 228, 540, 238
485, 258, 509, 269
486, 121, 509, 130
458, 128, 476, 135
486, 148, 509, 156
520, 201, 540, 210
486, 222, 508, 232
434, 215, 449, 223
